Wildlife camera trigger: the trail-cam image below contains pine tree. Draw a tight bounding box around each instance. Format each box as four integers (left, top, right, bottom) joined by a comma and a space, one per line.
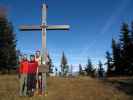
47, 52, 54, 73
98, 61, 103, 71
85, 58, 93, 76
128, 21, 133, 74
120, 23, 131, 74
55, 67, 58, 76
79, 64, 83, 75
130, 21, 133, 42
60, 52, 68, 76
61, 52, 67, 66
106, 22, 133, 76
105, 51, 112, 75
98, 60, 104, 78
0, 14, 17, 72
120, 23, 130, 47
112, 39, 121, 74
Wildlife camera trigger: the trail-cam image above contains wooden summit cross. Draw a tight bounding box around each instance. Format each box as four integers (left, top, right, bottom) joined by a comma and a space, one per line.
19, 0, 70, 65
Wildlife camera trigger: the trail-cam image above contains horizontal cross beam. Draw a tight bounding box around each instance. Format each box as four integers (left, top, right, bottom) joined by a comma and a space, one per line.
19, 25, 40, 31
19, 25, 70, 31
47, 25, 70, 30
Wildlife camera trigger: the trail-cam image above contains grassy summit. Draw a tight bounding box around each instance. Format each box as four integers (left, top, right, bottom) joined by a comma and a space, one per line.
0, 75, 132, 100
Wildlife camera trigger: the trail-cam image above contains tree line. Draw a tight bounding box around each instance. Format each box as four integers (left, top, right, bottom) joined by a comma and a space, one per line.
106, 22, 133, 76
79, 21, 133, 77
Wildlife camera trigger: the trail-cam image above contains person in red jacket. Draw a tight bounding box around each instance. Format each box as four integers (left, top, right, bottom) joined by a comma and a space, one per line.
19, 54, 29, 96
27, 55, 38, 96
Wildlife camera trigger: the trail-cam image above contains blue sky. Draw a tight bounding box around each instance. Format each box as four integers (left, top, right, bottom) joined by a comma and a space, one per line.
0, 0, 133, 70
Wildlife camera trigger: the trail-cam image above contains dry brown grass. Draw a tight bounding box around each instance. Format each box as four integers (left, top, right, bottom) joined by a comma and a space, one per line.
0, 75, 132, 100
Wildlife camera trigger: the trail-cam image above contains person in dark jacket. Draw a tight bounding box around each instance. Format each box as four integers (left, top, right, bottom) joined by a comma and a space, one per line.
27, 55, 38, 96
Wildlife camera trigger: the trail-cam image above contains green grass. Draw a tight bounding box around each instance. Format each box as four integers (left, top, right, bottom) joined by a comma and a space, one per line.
0, 75, 132, 100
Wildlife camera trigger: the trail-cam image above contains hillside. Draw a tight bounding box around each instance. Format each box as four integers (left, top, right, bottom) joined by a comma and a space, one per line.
0, 75, 132, 100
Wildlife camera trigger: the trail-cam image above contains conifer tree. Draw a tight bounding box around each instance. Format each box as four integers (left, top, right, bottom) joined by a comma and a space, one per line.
0, 14, 17, 72
47, 52, 54, 73
85, 58, 94, 76
98, 60, 104, 78
105, 51, 112, 75
79, 64, 83, 75
112, 39, 121, 74
60, 52, 68, 76
120, 23, 131, 74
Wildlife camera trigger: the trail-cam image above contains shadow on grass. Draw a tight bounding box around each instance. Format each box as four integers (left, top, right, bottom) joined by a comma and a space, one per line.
106, 78, 133, 96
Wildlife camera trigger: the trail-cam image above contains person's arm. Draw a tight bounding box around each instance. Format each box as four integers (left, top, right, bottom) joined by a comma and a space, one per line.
35, 62, 39, 80
35, 58, 39, 74
18, 62, 23, 78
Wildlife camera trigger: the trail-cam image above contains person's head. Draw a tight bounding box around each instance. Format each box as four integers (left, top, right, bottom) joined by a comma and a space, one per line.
22, 54, 27, 61
35, 50, 40, 57
30, 55, 35, 61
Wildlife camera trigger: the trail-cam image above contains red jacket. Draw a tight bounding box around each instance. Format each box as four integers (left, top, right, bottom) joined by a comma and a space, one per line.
19, 60, 29, 74
28, 60, 38, 74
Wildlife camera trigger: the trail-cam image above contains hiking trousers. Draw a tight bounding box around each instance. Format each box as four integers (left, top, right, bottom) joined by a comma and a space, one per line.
19, 74, 28, 96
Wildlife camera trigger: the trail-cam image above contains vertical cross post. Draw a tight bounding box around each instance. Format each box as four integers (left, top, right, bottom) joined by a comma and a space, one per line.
41, 3, 47, 64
